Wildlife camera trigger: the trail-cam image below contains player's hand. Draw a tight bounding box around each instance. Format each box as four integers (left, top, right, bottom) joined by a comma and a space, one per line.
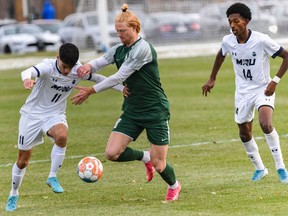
264, 81, 277, 96
23, 79, 36, 90
77, 64, 92, 78
71, 86, 96, 105
202, 79, 215, 96
123, 86, 130, 97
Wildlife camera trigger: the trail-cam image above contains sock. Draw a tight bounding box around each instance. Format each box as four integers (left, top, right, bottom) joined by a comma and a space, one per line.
159, 163, 176, 186
49, 144, 66, 178
265, 129, 285, 170
242, 138, 265, 170
116, 147, 144, 162
141, 151, 150, 163
10, 163, 26, 196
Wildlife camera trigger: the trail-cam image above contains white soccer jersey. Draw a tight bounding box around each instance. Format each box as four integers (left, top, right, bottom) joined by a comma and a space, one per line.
20, 59, 91, 118
221, 30, 282, 94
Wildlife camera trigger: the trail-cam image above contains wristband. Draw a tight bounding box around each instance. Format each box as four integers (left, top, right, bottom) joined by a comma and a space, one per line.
272, 76, 281, 84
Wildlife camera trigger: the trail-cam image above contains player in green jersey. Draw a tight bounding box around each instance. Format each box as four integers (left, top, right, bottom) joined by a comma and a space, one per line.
72, 4, 181, 201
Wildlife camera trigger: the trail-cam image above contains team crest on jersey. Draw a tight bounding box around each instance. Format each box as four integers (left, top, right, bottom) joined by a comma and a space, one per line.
252, 52, 256, 57
72, 80, 76, 84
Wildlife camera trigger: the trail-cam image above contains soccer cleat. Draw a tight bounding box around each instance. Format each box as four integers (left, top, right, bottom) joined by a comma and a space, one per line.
251, 168, 268, 181
165, 181, 181, 201
144, 161, 155, 182
46, 177, 64, 193
5, 195, 19, 212
277, 168, 288, 183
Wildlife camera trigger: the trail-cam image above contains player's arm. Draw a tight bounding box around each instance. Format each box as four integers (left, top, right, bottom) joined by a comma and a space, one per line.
72, 64, 134, 105
202, 49, 226, 96
87, 73, 125, 93
77, 57, 110, 78
265, 48, 288, 96
21, 67, 38, 90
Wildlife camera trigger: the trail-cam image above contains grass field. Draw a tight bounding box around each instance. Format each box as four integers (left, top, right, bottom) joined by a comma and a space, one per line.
1, 53, 288, 215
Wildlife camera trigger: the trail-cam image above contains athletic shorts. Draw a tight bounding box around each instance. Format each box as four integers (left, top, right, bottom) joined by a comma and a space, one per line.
234, 90, 275, 124
112, 115, 170, 145
18, 114, 68, 150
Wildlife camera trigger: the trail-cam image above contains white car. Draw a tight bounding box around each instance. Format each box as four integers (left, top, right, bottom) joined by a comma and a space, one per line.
58, 11, 120, 52
0, 23, 62, 54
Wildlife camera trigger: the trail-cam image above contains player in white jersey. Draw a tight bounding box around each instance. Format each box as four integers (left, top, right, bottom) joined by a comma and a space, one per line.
202, 3, 288, 182
5, 43, 125, 212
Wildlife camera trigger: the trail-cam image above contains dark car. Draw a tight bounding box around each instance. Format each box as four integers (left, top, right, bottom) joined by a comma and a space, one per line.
142, 12, 201, 44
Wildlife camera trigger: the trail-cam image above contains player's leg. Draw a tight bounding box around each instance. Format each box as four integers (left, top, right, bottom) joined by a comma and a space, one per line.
6, 115, 42, 211
259, 105, 288, 183
150, 144, 181, 201
236, 95, 267, 181
44, 115, 68, 193
238, 122, 268, 181
6, 149, 31, 212
147, 119, 180, 201
105, 117, 154, 181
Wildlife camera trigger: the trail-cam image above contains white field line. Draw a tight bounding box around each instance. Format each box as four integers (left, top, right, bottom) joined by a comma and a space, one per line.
1, 134, 288, 168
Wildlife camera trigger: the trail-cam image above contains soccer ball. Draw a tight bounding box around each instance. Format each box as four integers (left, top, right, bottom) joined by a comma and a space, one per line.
77, 156, 103, 183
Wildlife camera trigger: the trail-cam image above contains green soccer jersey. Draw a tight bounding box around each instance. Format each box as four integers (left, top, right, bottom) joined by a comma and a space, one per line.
103, 38, 170, 122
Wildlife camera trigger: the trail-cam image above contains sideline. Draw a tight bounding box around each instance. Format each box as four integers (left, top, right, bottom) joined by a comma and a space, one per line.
1, 134, 288, 168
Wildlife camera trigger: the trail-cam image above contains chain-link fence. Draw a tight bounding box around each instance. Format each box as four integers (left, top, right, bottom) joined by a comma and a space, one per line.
74, 0, 287, 50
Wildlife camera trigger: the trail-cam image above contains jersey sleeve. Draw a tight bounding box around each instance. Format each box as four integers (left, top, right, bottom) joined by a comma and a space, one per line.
32, 59, 54, 77
262, 34, 282, 58
122, 41, 153, 71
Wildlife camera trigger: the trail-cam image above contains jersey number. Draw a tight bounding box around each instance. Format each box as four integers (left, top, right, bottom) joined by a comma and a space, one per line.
243, 69, 253, 81
51, 94, 62, 103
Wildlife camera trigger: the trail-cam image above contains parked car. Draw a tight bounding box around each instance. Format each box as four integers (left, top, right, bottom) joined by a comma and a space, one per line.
30, 19, 63, 34
142, 12, 201, 44
0, 23, 62, 54
198, 1, 278, 40
58, 11, 120, 52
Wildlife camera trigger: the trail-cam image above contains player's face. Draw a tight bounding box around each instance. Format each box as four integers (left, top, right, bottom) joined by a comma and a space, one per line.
57, 57, 73, 76
115, 22, 137, 47
228, 14, 249, 37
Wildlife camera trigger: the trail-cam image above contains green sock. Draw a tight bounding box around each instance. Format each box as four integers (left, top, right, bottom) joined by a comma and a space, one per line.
116, 147, 144, 162
159, 163, 176, 186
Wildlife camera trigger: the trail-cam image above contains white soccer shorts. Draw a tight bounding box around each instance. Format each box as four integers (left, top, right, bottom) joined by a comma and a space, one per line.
18, 114, 68, 150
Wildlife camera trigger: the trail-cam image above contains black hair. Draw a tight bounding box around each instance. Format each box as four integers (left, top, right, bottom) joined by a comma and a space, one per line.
226, 2, 252, 21
59, 43, 79, 67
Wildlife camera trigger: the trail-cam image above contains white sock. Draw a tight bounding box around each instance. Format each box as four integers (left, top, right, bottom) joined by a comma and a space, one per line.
168, 180, 179, 189
141, 151, 150, 163
49, 144, 66, 178
10, 163, 26, 196
265, 129, 285, 170
242, 138, 265, 170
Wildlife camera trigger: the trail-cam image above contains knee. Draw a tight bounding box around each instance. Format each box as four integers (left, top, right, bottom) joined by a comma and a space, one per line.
105, 150, 119, 161
239, 131, 252, 142
17, 158, 29, 169
151, 159, 166, 173
260, 122, 273, 134
55, 134, 67, 147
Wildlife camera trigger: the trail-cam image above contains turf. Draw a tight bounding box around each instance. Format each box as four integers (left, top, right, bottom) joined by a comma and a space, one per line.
1, 54, 288, 215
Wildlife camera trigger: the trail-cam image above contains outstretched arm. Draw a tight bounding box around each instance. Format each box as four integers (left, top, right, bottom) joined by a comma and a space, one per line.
202, 49, 226, 96
265, 48, 288, 96
21, 68, 37, 90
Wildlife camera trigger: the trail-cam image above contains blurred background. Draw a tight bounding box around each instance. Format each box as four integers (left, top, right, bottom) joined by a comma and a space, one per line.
0, 0, 287, 55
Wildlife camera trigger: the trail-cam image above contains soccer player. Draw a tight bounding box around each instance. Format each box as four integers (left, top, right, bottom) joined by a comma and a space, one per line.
202, 3, 288, 182
71, 4, 181, 201
5, 43, 125, 212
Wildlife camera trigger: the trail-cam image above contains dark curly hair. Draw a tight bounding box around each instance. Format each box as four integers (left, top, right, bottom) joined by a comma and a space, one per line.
226, 2, 252, 21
